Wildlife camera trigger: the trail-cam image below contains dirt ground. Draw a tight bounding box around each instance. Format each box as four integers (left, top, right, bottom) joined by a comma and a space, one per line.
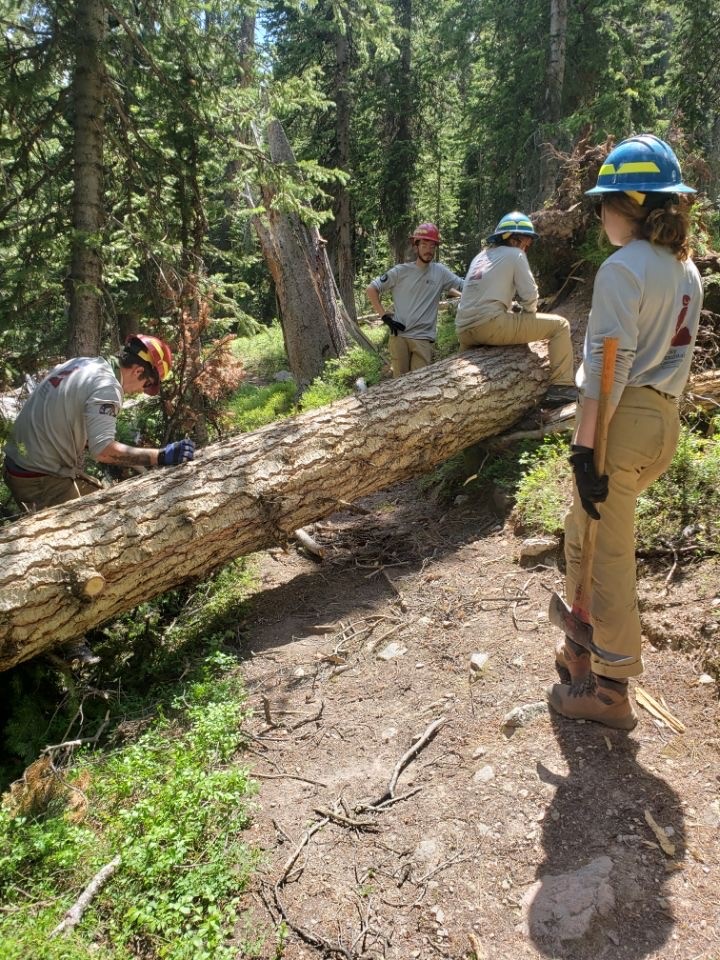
234, 480, 720, 960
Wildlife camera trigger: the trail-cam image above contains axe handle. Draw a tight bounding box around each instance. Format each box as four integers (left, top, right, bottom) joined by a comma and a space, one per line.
573, 336, 619, 617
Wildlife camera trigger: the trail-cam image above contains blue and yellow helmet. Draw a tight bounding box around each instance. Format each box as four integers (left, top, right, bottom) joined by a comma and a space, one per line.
487, 211, 539, 244
586, 134, 695, 199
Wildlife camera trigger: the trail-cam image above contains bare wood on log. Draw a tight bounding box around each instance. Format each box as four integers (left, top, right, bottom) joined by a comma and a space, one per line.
0, 348, 550, 670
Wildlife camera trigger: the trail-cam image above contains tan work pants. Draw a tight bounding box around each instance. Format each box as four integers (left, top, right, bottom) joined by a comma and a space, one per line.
3, 467, 103, 512
458, 311, 574, 386
389, 335, 433, 377
564, 386, 680, 679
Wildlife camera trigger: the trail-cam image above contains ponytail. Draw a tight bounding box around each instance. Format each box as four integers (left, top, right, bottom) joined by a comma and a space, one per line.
601, 193, 691, 261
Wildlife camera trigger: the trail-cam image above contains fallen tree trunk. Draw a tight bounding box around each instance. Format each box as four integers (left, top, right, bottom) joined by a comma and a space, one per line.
0, 347, 547, 670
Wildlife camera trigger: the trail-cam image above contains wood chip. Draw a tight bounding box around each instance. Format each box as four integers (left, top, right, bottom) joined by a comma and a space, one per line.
644, 809, 676, 857
635, 685, 686, 733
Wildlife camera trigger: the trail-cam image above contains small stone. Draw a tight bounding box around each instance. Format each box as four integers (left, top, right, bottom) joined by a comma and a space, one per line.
518, 536, 559, 561
292, 667, 306, 678
418, 616, 432, 626
274, 370, 294, 382
415, 661, 425, 669
502, 702, 548, 728
698, 673, 714, 685
470, 652, 490, 674
377, 642, 407, 661
551, 809, 560, 821
472, 746, 486, 758
473, 764, 495, 784
381, 727, 398, 743
454, 494, 469, 506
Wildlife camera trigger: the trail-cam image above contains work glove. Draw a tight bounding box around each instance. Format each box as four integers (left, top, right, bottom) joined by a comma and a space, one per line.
158, 439, 195, 467
568, 444, 608, 520
381, 314, 406, 336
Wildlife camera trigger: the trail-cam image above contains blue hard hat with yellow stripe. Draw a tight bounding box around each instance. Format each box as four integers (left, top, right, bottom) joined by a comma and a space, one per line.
586, 134, 695, 198
486, 211, 539, 244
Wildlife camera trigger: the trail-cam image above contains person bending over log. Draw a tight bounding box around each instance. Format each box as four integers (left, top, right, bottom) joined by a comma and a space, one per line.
455, 211, 576, 409
366, 223, 464, 377
2, 333, 195, 667
549, 135, 703, 730
3, 334, 194, 514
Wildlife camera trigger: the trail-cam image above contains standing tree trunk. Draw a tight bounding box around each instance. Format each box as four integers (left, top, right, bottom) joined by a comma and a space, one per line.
538, 0, 568, 202
0, 346, 550, 670
382, 0, 415, 263
249, 120, 364, 388
327, 13, 357, 321
67, 0, 106, 357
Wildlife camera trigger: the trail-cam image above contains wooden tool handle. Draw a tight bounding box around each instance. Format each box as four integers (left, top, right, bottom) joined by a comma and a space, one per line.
574, 336, 619, 616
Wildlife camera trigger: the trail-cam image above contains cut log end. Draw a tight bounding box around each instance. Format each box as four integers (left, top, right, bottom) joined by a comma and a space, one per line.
67, 569, 106, 600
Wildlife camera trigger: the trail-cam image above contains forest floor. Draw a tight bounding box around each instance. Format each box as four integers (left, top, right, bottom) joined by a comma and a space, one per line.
234, 479, 720, 960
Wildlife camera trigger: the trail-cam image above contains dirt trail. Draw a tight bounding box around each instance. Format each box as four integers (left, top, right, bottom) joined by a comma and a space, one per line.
235, 482, 720, 960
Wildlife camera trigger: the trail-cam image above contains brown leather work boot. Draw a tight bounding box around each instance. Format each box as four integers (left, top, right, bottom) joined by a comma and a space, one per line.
547, 673, 638, 731
555, 636, 591, 688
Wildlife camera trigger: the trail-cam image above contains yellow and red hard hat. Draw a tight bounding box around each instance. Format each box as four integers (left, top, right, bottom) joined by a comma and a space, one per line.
125, 334, 173, 396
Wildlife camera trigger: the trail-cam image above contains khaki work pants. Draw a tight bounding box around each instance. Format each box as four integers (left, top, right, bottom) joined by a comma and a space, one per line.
564, 386, 680, 679
3, 467, 103, 512
389, 335, 433, 377
458, 311, 574, 386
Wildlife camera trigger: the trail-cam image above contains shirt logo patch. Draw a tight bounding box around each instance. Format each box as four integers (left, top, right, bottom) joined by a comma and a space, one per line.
670, 294, 692, 347
380, 274, 388, 282
97, 403, 118, 417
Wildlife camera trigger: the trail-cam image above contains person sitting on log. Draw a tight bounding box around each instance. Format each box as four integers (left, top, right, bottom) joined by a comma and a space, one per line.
455, 211, 576, 408
3, 333, 195, 513
366, 222, 464, 377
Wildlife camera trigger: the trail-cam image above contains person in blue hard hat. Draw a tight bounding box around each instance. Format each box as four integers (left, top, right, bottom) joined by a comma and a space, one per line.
455, 210, 576, 408
549, 134, 703, 730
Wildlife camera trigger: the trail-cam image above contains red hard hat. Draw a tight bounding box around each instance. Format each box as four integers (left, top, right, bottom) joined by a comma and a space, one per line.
410, 222, 441, 245
125, 334, 173, 396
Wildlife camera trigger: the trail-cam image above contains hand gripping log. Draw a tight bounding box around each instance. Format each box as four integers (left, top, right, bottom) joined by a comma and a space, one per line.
548, 337, 634, 665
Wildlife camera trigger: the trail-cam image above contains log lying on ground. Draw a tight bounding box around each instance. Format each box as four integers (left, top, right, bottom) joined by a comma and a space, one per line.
0, 347, 547, 670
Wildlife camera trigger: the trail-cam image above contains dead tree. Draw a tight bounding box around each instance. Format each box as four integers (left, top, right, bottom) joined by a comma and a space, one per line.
248, 120, 372, 389
0, 347, 547, 670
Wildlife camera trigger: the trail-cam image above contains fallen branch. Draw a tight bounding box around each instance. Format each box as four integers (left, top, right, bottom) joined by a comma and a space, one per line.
635, 685, 686, 733
314, 807, 379, 831
361, 717, 446, 810
273, 814, 355, 959
254, 773, 328, 787
50, 855, 121, 937
294, 527, 327, 560
288, 701, 324, 732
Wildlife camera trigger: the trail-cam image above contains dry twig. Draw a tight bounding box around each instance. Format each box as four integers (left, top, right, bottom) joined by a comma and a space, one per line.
50, 855, 121, 937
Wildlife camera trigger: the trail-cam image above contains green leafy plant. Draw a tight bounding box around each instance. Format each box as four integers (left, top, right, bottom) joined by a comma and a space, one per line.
0, 654, 261, 960
299, 345, 384, 412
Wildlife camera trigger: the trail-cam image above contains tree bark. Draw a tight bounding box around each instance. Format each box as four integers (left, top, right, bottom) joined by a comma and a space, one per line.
382, 0, 415, 264
67, 0, 106, 357
538, 0, 568, 202
249, 120, 362, 388
0, 347, 549, 670
328, 16, 357, 321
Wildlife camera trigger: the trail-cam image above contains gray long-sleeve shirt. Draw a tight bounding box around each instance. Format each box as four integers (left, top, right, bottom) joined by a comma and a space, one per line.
578, 240, 703, 404
5, 357, 123, 477
455, 245, 539, 330
370, 261, 464, 341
